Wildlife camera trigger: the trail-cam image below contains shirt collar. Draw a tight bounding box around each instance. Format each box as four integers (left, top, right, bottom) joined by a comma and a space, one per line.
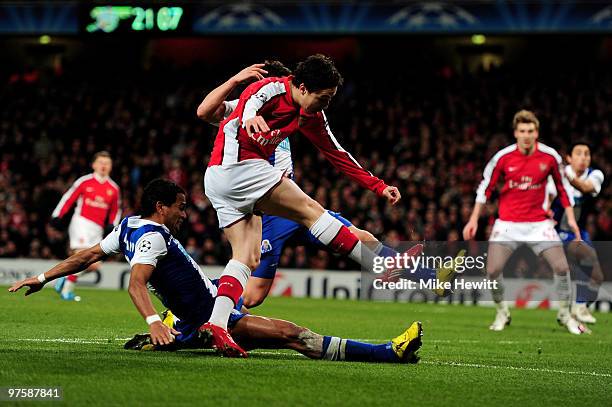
93, 172, 108, 183
127, 216, 170, 233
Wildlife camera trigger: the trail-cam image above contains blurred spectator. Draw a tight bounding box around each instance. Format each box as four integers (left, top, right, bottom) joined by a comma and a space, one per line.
0, 61, 610, 280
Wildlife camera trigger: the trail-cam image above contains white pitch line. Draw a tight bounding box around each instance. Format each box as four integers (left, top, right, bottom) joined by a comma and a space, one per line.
20, 338, 132, 344
421, 360, 612, 378
13, 338, 612, 378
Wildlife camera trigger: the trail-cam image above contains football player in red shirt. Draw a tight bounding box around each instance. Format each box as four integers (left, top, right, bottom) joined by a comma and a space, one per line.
201, 55, 402, 356
463, 110, 587, 335
51, 151, 121, 301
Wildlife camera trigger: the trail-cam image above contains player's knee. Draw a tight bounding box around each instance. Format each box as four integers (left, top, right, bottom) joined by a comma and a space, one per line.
591, 266, 604, 285
245, 257, 260, 272
551, 261, 570, 275
486, 267, 503, 279
243, 292, 265, 308
300, 197, 325, 223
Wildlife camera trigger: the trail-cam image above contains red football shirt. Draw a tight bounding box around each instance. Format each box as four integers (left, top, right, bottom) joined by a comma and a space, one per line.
209, 76, 388, 196
475, 142, 571, 222
52, 173, 121, 228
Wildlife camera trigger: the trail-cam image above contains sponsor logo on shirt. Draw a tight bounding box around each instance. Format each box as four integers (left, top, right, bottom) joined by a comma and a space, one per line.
250, 129, 284, 147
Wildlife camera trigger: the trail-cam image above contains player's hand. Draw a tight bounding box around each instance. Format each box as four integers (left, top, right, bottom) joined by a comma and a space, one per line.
244, 116, 270, 137
149, 321, 181, 346
382, 186, 401, 205
569, 221, 582, 242
49, 217, 64, 231
7, 277, 44, 296
463, 219, 478, 240
232, 63, 268, 84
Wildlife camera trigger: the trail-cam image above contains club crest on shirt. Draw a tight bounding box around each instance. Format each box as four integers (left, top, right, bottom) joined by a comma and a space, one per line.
539, 163, 548, 172
261, 239, 273, 254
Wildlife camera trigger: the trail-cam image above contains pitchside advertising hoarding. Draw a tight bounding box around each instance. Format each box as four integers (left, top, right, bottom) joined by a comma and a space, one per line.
1, 240, 611, 312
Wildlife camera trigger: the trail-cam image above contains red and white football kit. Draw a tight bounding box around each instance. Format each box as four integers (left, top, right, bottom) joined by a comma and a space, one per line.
205, 76, 388, 228
475, 142, 572, 254
52, 173, 121, 249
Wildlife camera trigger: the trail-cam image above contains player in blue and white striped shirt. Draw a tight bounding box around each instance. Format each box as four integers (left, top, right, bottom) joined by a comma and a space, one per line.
10, 179, 423, 361
546, 142, 605, 324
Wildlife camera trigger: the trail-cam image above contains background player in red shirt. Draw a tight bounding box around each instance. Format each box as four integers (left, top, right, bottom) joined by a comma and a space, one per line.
463, 110, 588, 335
51, 151, 121, 301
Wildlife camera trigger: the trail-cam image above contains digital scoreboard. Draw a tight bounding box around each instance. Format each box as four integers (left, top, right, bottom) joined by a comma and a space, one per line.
84, 5, 187, 34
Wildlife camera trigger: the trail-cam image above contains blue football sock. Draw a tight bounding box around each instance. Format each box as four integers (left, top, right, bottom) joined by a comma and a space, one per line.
374, 243, 398, 259
404, 266, 437, 283
374, 243, 436, 283
575, 263, 596, 304
321, 336, 400, 363
576, 282, 599, 304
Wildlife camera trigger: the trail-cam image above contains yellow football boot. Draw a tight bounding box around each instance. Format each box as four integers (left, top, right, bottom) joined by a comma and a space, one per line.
433, 249, 466, 297
161, 309, 175, 329
391, 321, 423, 363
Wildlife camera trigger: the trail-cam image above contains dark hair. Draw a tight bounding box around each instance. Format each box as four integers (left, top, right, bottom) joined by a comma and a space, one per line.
569, 141, 592, 155
141, 179, 185, 217
263, 60, 292, 77
292, 54, 343, 92
92, 150, 111, 163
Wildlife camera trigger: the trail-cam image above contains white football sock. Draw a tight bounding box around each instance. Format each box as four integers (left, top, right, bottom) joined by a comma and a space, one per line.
208, 259, 250, 330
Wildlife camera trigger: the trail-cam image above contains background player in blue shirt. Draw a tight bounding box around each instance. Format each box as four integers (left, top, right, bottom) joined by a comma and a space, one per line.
547, 141, 605, 324
10, 179, 423, 361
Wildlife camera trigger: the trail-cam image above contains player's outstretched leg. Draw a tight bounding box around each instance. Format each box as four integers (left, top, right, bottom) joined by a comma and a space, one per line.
230, 315, 423, 363
541, 246, 591, 335
55, 275, 81, 302
255, 178, 380, 273
568, 241, 601, 324
486, 243, 513, 331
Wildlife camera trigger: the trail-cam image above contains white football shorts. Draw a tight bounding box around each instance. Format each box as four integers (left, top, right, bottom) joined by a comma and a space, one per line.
204, 159, 284, 228
489, 219, 561, 255
68, 215, 104, 250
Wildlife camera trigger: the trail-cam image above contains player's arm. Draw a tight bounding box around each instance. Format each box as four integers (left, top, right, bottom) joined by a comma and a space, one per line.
127, 232, 180, 345
463, 153, 504, 240
8, 244, 107, 296
544, 175, 558, 217
551, 161, 581, 239
196, 63, 267, 124
565, 167, 604, 195
128, 264, 181, 346
109, 189, 121, 227
301, 113, 400, 205
50, 177, 85, 226
463, 203, 484, 240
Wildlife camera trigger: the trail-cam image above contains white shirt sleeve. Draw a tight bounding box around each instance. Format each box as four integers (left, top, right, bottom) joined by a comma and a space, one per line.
130, 232, 168, 267
588, 169, 604, 197
223, 99, 239, 120
545, 175, 558, 199
211, 99, 239, 127
99, 225, 121, 255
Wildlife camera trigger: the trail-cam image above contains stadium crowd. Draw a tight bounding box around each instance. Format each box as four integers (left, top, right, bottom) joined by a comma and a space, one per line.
0, 61, 610, 273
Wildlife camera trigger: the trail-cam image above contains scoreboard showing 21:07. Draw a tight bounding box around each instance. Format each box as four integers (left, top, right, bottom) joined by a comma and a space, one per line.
83, 4, 190, 34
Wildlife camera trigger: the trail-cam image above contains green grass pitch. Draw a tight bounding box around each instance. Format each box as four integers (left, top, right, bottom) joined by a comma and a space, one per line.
1, 287, 611, 406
